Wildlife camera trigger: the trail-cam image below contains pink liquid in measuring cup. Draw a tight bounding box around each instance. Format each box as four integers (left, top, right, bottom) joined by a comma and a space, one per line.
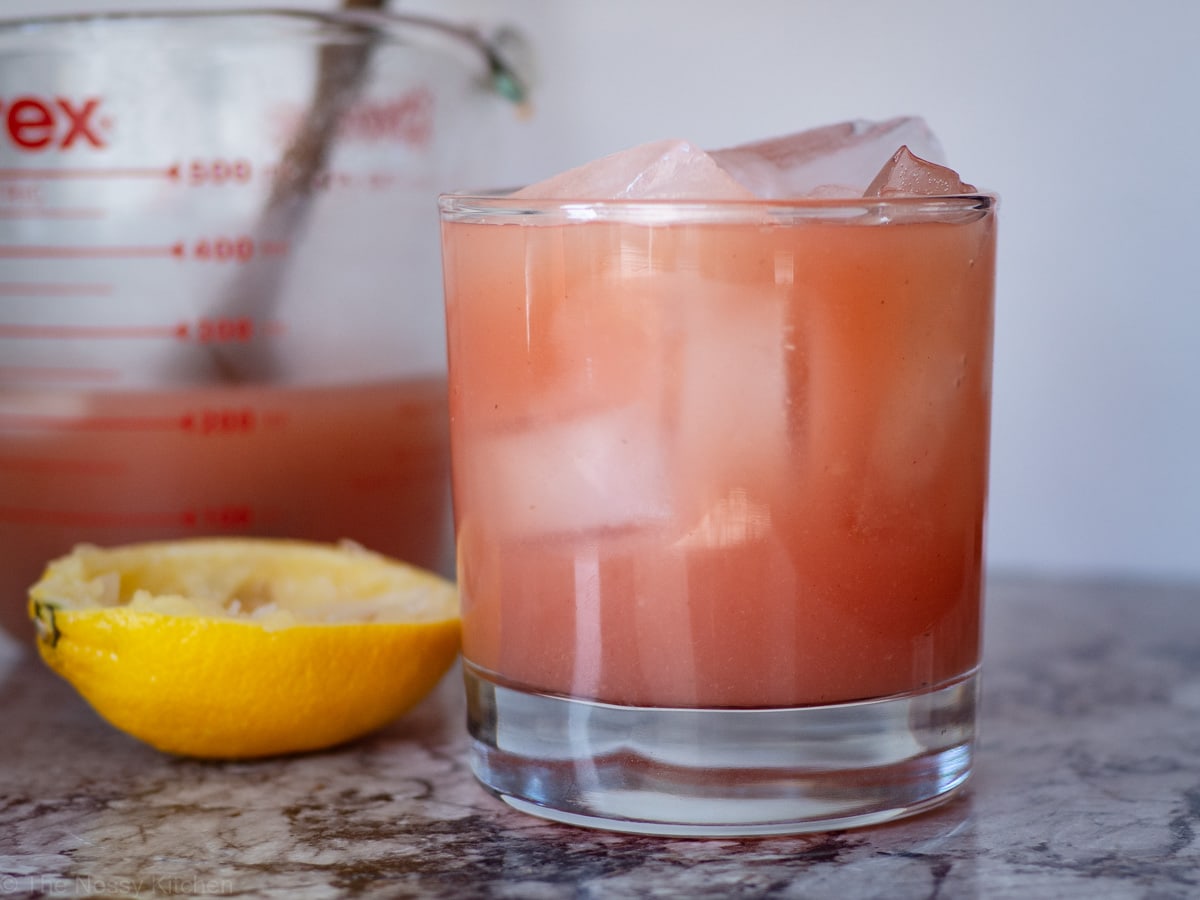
0, 376, 451, 638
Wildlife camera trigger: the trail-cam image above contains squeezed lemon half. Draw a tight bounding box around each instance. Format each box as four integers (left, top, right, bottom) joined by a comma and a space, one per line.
28, 538, 460, 759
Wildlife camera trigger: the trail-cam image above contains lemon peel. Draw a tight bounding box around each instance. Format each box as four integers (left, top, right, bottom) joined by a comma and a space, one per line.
28, 538, 460, 759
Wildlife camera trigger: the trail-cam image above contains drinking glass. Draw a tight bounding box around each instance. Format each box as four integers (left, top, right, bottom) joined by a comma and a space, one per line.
439, 191, 997, 836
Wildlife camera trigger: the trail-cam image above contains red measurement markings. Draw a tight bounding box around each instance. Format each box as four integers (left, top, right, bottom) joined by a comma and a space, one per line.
0, 160, 269, 186
193, 236, 253, 263
0, 239, 288, 263
0, 504, 259, 529
1, 407, 289, 434
0, 455, 125, 476
0, 411, 184, 432
0, 164, 180, 181
191, 236, 289, 262
0, 282, 112, 296
0, 317, 283, 342
187, 159, 252, 186
0, 365, 120, 383
0, 506, 198, 528
0, 322, 187, 340
180, 408, 256, 435
191, 317, 286, 342
194, 317, 253, 342
181, 407, 289, 434
0, 505, 261, 529
0, 241, 183, 260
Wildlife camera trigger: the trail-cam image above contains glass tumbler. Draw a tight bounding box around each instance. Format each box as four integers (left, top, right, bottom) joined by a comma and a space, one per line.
439, 191, 997, 836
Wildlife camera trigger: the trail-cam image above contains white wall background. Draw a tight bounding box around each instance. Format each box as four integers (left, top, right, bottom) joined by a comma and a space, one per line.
5, 0, 1198, 584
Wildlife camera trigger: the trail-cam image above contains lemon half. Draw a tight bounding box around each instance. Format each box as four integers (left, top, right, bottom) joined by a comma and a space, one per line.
28, 538, 460, 759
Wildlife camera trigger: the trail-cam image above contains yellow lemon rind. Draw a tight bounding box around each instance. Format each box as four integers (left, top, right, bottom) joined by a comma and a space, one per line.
27, 539, 461, 759
32, 604, 460, 759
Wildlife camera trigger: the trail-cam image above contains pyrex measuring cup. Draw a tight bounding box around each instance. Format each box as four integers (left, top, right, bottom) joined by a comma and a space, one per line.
0, 9, 526, 637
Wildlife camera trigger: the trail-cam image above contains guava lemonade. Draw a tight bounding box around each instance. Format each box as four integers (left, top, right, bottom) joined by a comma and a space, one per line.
0, 377, 449, 638
443, 119, 995, 711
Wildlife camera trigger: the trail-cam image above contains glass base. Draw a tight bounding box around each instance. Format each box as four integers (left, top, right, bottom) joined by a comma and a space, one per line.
464, 663, 978, 837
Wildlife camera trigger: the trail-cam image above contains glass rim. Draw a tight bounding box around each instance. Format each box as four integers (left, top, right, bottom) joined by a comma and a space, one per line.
438, 190, 998, 224
0, 7, 458, 39
0, 7, 530, 105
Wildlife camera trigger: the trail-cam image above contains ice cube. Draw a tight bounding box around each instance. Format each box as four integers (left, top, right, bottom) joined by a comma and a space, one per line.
711, 117, 945, 198
460, 404, 673, 538
864, 145, 976, 197
667, 276, 793, 537
512, 138, 757, 200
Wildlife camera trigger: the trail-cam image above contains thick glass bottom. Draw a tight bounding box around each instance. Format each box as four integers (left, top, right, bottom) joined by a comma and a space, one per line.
464, 663, 978, 837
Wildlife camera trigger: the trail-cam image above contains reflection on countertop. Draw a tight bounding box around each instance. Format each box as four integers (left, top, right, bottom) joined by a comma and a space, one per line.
1, 577, 1198, 899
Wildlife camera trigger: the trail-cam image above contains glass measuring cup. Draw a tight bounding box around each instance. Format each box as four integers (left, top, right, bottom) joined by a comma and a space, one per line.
0, 9, 526, 638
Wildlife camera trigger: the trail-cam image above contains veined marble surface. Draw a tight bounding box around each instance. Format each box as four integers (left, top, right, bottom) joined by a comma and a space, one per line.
1, 578, 1198, 899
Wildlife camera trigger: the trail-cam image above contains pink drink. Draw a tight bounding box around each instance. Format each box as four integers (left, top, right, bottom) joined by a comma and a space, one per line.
443, 208, 995, 709
0, 377, 450, 637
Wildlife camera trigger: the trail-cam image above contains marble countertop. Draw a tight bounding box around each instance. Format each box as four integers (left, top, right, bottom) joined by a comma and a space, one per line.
1, 577, 1198, 899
